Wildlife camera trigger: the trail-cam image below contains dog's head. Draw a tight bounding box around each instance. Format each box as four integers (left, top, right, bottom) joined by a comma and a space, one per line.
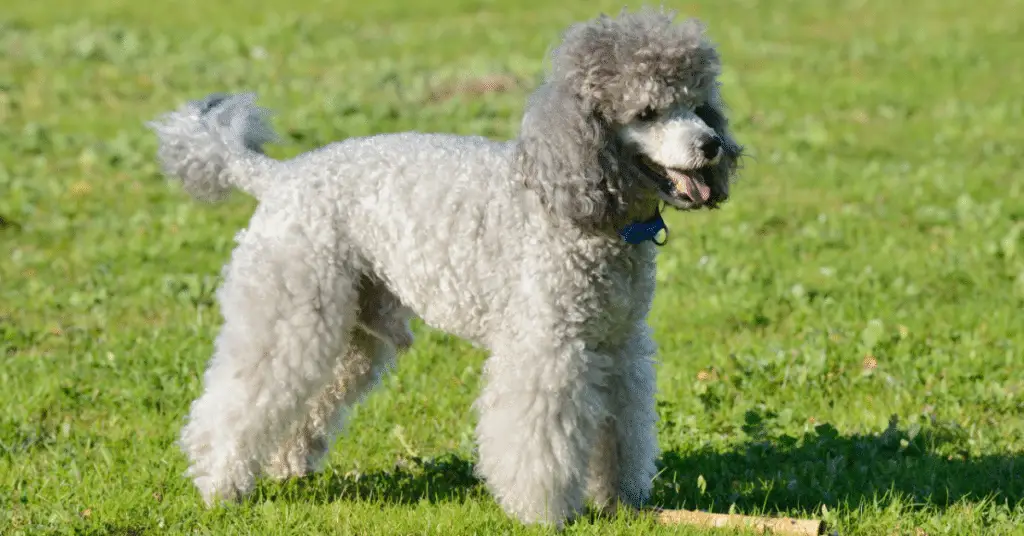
514, 8, 743, 228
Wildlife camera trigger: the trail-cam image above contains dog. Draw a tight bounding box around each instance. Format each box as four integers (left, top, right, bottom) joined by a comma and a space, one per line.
149, 7, 742, 527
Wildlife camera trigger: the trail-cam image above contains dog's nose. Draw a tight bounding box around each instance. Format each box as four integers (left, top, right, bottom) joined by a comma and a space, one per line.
699, 137, 722, 160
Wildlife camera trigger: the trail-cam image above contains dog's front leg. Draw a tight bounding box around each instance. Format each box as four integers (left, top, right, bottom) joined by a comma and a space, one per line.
473, 339, 610, 528
587, 323, 659, 515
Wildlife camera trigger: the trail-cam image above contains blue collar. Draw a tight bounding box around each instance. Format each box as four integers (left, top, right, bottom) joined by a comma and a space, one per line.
619, 208, 668, 245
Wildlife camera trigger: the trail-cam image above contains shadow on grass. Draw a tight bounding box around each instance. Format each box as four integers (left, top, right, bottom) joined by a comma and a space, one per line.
261, 453, 484, 505
650, 414, 1023, 513
264, 415, 1022, 514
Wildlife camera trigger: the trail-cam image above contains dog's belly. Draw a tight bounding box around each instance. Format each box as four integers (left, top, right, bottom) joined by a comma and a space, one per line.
372, 265, 511, 347
354, 224, 522, 347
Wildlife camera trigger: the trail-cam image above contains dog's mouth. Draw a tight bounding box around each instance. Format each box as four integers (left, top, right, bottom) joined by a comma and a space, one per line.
633, 155, 721, 210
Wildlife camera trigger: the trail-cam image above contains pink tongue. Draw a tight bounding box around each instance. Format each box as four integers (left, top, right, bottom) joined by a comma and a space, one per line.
683, 174, 711, 202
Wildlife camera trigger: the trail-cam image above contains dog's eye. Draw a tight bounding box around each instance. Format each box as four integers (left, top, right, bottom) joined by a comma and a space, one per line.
694, 104, 719, 125
636, 106, 657, 122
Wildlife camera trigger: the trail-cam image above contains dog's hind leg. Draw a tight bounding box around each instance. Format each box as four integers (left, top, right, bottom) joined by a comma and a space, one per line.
264, 278, 413, 480
264, 329, 398, 479
179, 202, 361, 506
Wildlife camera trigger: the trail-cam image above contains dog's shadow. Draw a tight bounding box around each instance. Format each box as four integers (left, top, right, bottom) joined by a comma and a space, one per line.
263, 414, 1022, 515
648, 414, 1022, 514
260, 453, 483, 505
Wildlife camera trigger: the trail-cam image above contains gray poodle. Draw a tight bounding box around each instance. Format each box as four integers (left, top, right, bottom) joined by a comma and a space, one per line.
149, 7, 742, 527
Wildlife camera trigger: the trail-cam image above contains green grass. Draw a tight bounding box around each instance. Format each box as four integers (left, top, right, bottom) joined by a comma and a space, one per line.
2, 0, 1022, 534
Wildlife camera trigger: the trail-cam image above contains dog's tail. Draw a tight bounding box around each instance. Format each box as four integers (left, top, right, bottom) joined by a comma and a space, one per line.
147, 93, 279, 202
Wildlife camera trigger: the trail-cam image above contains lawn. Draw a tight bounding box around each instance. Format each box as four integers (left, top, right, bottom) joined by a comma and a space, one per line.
1, 0, 1022, 534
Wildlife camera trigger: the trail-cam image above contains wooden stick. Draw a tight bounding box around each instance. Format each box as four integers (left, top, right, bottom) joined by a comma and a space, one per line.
654, 508, 824, 535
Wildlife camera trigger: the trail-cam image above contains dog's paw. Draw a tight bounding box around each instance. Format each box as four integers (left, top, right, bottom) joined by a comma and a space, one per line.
492, 491, 583, 530
184, 454, 257, 506
191, 473, 250, 507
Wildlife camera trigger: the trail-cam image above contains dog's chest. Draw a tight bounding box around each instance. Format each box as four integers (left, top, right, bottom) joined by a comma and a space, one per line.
560, 242, 656, 343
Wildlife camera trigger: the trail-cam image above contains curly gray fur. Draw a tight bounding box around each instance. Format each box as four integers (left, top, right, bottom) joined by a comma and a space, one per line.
148, 93, 278, 202
515, 9, 741, 227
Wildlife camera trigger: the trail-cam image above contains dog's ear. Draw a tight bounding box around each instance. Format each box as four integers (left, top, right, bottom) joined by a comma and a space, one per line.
513, 81, 624, 228
696, 86, 744, 191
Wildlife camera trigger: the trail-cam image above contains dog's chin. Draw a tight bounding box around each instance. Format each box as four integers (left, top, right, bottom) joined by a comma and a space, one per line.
632, 155, 722, 211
